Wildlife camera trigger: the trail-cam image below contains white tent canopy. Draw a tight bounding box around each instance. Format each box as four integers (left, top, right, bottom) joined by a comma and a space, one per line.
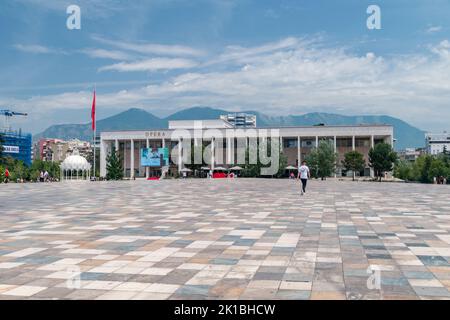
214, 166, 228, 171
230, 166, 243, 170
60, 150, 91, 181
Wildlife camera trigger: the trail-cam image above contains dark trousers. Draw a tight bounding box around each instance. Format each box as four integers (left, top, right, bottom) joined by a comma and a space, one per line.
300, 178, 307, 192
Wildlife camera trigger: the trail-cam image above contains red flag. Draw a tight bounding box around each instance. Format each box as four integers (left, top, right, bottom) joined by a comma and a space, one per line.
91, 89, 96, 131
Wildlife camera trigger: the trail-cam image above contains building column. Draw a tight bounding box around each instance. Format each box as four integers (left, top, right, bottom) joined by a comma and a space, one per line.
315, 136, 319, 148
145, 139, 149, 179
370, 135, 375, 178
227, 137, 234, 164
178, 138, 183, 173
130, 139, 135, 179
352, 136, 356, 151
100, 139, 107, 178
334, 136, 337, 178
211, 137, 215, 171
297, 136, 301, 166
123, 141, 127, 177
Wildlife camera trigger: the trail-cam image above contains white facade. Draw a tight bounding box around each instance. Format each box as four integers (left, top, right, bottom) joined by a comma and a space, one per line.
100, 123, 393, 179
426, 132, 450, 155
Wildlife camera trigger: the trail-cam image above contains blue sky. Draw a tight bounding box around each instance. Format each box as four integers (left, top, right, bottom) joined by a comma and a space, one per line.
0, 0, 449, 133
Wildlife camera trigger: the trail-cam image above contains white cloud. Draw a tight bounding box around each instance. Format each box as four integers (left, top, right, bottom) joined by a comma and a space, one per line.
81, 48, 134, 61
426, 25, 443, 34
13, 44, 65, 54
92, 35, 206, 57
98, 58, 198, 72
6, 37, 450, 131
430, 40, 450, 58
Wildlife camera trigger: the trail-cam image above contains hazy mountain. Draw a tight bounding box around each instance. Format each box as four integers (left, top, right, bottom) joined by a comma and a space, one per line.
34, 108, 166, 142
35, 107, 425, 150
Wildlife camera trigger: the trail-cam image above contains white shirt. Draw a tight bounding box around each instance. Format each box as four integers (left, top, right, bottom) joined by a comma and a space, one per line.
299, 165, 310, 179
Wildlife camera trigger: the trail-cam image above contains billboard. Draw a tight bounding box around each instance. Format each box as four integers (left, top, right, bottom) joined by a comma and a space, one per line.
141, 147, 169, 167
3, 146, 20, 154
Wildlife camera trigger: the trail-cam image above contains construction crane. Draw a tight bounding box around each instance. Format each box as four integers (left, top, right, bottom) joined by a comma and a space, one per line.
0, 109, 28, 132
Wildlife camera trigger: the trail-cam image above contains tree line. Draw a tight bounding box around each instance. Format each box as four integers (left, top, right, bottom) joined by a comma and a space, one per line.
394, 150, 450, 183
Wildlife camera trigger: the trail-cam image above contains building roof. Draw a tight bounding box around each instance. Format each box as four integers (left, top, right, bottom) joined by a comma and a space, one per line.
60, 150, 91, 171
102, 123, 393, 134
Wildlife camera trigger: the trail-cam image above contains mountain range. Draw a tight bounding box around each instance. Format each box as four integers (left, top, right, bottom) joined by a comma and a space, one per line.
34, 107, 426, 150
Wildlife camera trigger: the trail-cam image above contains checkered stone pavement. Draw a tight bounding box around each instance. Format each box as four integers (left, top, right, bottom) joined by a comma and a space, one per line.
1, 179, 450, 300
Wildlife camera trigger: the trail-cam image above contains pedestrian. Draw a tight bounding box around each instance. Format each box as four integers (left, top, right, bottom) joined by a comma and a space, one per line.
40, 171, 44, 182
4, 167, 10, 183
297, 160, 310, 196
44, 171, 49, 182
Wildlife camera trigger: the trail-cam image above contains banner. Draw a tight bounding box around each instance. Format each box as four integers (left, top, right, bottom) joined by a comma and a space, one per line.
3, 146, 20, 154
141, 147, 169, 167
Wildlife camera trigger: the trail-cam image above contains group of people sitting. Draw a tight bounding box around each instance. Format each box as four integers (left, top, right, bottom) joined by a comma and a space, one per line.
434, 176, 447, 185
39, 171, 49, 182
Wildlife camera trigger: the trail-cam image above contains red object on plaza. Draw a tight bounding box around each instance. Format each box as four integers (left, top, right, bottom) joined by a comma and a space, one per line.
147, 177, 160, 180
213, 172, 227, 179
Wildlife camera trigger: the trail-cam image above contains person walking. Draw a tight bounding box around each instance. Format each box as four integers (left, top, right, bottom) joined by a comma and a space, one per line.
4, 167, 10, 183
297, 160, 310, 196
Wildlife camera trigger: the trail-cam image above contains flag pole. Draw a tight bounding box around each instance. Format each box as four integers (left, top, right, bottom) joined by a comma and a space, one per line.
92, 84, 96, 180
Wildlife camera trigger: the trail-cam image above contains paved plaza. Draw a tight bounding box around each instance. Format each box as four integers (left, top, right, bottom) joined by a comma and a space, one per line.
0, 179, 450, 300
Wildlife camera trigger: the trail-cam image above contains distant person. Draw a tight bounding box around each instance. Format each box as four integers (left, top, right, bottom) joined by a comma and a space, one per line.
297, 161, 310, 196
4, 168, 10, 183
40, 171, 44, 182
289, 172, 295, 179
44, 171, 49, 182
209, 169, 213, 179
182, 171, 187, 179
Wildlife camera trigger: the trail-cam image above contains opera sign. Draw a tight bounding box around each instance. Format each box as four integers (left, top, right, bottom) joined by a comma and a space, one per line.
3, 146, 20, 154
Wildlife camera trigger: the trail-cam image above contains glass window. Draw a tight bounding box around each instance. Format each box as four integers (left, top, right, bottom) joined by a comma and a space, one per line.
337, 138, 352, 147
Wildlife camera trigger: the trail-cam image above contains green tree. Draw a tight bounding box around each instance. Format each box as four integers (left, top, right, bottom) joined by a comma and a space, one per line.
342, 150, 366, 181
393, 160, 413, 181
106, 148, 123, 180
86, 149, 100, 177
11, 160, 28, 182
306, 140, 337, 180
368, 142, 397, 181
0, 133, 4, 163
277, 152, 288, 178
419, 155, 432, 183
241, 138, 286, 178
30, 159, 61, 181
429, 157, 449, 182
